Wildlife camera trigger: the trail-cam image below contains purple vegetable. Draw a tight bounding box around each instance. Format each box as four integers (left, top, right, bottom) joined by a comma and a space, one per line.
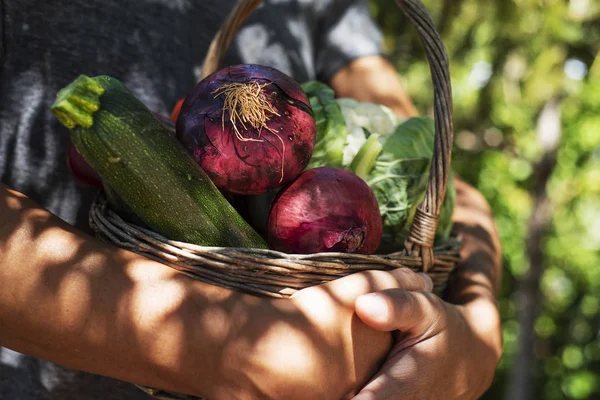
176, 64, 316, 195
268, 167, 383, 254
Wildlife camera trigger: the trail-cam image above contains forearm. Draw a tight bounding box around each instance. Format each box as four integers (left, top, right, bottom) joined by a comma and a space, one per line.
0, 184, 244, 397
445, 177, 503, 359
1, 184, 420, 399
446, 177, 502, 304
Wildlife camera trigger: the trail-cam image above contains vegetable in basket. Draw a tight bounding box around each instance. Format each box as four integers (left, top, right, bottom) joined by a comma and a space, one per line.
301, 81, 348, 169
239, 81, 402, 237
301, 81, 401, 168
268, 167, 382, 254
349, 117, 456, 251
176, 64, 317, 195
51, 74, 267, 249
302, 82, 455, 252
381, 117, 456, 243
66, 112, 174, 190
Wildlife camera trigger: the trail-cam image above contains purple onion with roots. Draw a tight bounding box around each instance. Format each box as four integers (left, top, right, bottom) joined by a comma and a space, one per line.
176, 64, 316, 195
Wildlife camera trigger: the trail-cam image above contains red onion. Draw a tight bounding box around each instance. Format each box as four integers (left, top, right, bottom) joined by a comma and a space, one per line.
176, 64, 316, 195
268, 167, 382, 254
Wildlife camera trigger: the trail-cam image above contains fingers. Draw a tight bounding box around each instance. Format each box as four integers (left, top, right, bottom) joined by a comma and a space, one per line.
355, 289, 444, 333
291, 267, 434, 323
352, 371, 396, 400
389, 269, 433, 293
314, 268, 432, 304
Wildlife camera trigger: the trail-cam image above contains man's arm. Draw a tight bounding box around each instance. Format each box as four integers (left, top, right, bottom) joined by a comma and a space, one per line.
446, 177, 503, 340
0, 183, 433, 399
0, 184, 251, 397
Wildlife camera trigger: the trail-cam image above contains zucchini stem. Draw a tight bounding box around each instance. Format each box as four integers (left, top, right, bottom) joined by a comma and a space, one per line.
51, 75, 105, 129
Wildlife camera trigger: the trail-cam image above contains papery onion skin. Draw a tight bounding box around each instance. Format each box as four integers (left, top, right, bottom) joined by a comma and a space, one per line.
176, 64, 316, 195
267, 167, 383, 254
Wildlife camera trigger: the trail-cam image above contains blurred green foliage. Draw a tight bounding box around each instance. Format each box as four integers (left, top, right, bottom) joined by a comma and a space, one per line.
369, 0, 600, 398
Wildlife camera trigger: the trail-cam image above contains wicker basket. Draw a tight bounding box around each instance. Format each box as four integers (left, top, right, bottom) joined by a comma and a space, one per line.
89, 0, 457, 398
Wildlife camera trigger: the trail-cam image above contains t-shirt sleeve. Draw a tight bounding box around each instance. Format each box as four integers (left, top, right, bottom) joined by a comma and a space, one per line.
314, 0, 384, 83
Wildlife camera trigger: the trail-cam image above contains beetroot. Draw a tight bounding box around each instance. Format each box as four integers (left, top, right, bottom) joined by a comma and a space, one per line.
268, 167, 382, 254
176, 64, 316, 195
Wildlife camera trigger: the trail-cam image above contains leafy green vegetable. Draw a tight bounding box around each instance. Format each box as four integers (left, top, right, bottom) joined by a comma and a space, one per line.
350, 116, 456, 250
337, 97, 401, 165
384, 117, 456, 241
302, 81, 401, 168
301, 81, 348, 168
384, 117, 437, 159
366, 154, 430, 252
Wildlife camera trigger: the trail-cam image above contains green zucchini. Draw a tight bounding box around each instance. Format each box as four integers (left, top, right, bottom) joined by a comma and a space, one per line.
52, 75, 267, 249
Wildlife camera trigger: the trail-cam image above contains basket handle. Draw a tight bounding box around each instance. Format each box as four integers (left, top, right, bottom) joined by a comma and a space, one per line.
201, 0, 264, 79
201, 0, 454, 273
394, 0, 454, 273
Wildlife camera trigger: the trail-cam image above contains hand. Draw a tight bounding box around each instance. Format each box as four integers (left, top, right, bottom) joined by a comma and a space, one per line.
351, 290, 502, 400
215, 268, 432, 400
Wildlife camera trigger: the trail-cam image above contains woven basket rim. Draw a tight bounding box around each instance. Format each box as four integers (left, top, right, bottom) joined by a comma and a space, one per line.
90, 194, 461, 299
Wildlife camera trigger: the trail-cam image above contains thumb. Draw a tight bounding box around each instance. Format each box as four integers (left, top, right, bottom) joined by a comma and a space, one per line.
355, 288, 441, 334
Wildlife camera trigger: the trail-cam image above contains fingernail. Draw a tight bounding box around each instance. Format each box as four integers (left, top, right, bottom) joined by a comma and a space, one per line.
418, 273, 434, 292
356, 294, 389, 322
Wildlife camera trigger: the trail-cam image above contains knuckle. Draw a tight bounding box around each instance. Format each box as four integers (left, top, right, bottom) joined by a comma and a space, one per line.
391, 267, 423, 290
389, 289, 415, 318
364, 269, 396, 286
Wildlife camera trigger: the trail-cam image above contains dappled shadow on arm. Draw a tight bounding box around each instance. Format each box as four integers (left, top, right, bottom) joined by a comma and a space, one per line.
0, 184, 395, 400
213, 270, 396, 399
445, 177, 502, 305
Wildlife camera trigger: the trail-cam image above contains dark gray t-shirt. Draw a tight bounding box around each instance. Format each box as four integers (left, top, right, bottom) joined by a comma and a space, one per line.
0, 0, 382, 398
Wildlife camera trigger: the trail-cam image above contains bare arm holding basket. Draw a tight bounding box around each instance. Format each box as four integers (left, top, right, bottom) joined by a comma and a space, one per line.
0, 183, 433, 400
330, 55, 503, 399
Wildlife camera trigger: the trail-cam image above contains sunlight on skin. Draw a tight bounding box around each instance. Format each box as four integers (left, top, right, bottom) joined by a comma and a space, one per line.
128, 266, 188, 367
1, 185, 444, 400
286, 272, 415, 398
356, 324, 474, 400
35, 228, 98, 342
0, 204, 98, 344
292, 286, 342, 325
363, 351, 420, 398
252, 319, 321, 395
461, 300, 503, 360
330, 56, 418, 119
